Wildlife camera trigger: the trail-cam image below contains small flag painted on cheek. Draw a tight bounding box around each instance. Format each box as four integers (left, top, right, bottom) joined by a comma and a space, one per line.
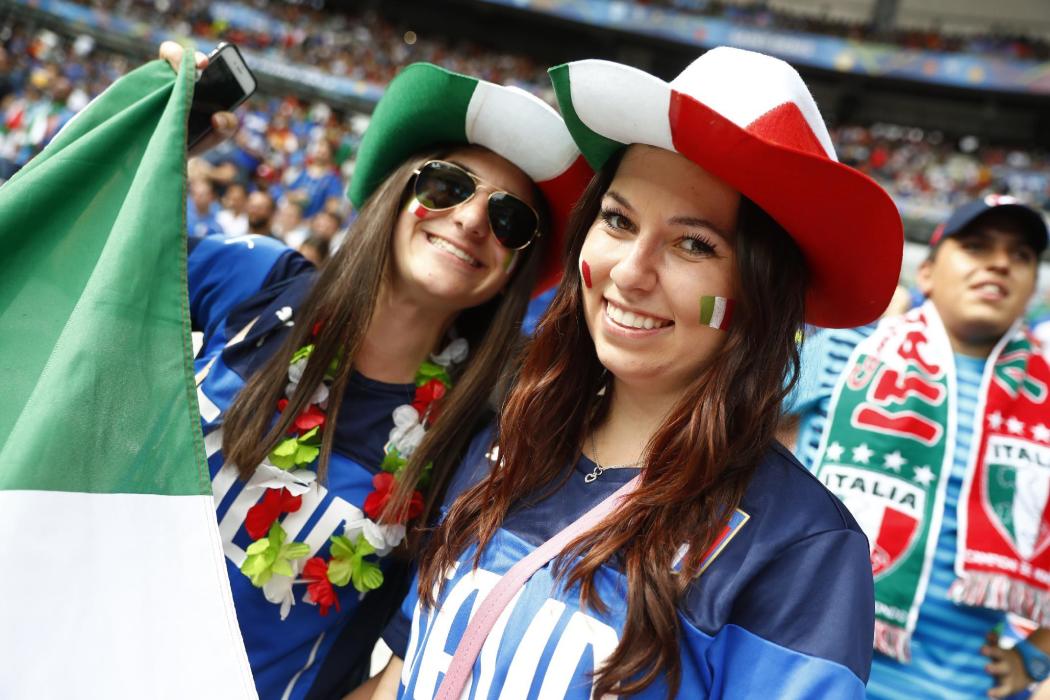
581, 259, 592, 288
408, 197, 429, 218
700, 295, 735, 331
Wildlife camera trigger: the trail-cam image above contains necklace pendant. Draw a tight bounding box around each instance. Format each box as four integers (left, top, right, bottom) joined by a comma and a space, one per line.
584, 465, 603, 483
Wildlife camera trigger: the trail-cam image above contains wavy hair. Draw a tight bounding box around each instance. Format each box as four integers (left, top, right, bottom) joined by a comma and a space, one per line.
418, 149, 808, 697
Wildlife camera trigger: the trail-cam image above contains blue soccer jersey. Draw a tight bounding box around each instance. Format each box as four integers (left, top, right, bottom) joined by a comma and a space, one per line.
788, 326, 1005, 699
188, 236, 417, 700
384, 426, 875, 698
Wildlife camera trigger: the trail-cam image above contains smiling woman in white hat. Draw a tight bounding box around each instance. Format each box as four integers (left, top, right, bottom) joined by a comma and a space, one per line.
374, 47, 903, 699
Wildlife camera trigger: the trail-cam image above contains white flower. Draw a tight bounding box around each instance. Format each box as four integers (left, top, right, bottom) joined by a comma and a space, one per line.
262, 559, 302, 620
431, 338, 468, 367
284, 379, 328, 408
338, 507, 369, 543
362, 520, 406, 556
287, 357, 308, 385
246, 463, 318, 496
388, 405, 425, 456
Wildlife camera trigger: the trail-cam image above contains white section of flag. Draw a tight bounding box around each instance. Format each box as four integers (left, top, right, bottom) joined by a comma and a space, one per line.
0, 490, 256, 699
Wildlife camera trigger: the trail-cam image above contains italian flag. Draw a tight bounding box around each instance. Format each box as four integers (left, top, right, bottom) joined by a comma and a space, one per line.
0, 54, 255, 697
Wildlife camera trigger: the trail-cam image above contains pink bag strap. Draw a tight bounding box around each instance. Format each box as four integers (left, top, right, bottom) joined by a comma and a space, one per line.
435, 474, 641, 700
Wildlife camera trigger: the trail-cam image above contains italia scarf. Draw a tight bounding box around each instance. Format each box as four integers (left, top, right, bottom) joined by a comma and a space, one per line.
813, 302, 1050, 662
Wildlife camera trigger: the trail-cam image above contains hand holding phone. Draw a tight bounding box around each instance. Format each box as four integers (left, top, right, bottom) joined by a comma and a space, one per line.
186, 43, 257, 150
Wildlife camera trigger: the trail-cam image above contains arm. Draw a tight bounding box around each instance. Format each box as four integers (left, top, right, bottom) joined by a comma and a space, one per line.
984, 628, 1050, 699
368, 656, 404, 700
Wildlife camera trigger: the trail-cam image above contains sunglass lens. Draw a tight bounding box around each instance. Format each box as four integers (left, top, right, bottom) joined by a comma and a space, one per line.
414, 162, 476, 210
488, 193, 538, 249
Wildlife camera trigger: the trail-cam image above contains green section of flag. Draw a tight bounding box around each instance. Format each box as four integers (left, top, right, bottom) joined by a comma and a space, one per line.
700, 295, 716, 326
0, 53, 209, 496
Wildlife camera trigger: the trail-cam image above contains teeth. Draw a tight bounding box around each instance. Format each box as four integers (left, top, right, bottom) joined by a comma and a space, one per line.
428, 235, 479, 267
605, 301, 669, 330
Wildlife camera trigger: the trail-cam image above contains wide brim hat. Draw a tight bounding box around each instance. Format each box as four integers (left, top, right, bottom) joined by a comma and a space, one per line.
349, 63, 593, 295
549, 47, 903, 328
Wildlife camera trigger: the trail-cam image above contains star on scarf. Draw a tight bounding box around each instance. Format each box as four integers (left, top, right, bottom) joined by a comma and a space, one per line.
825, 442, 844, 461
1007, 417, 1026, 435
852, 443, 874, 464
912, 465, 935, 487
1032, 424, 1050, 443
988, 411, 1004, 430
883, 451, 907, 472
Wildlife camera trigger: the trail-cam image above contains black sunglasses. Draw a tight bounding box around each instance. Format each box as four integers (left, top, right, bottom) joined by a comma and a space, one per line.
411, 160, 541, 250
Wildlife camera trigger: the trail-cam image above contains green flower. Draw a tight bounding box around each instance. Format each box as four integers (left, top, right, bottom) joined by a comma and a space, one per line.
269, 427, 321, 469
379, 448, 407, 474
290, 344, 315, 364
327, 534, 384, 594
415, 361, 451, 389
240, 522, 310, 588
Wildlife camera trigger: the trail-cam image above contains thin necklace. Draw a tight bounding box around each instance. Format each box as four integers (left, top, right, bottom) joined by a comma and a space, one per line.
584, 431, 642, 483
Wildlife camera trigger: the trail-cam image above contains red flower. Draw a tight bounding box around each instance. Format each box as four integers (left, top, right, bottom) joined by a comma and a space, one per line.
302, 557, 340, 616
363, 472, 424, 523
293, 403, 326, 434
276, 399, 326, 435
311, 320, 325, 338
245, 487, 303, 540
411, 379, 447, 418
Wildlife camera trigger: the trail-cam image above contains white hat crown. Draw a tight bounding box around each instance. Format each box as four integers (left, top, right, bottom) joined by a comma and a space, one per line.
670, 47, 837, 161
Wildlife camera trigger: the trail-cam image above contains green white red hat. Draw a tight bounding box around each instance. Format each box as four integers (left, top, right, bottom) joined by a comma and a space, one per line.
349, 62, 593, 295
549, 47, 903, 329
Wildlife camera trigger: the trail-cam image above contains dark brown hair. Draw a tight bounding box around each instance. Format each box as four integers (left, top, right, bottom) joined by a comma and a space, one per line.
222, 146, 547, 532
418, 149, 808, 697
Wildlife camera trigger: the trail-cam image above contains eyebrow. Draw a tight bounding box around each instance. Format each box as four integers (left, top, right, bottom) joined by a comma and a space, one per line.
604, 190, 734, 241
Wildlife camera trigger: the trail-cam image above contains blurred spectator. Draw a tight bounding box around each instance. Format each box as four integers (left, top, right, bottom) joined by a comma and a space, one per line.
245, 190, 276, 237
298, 235, 329, 266
186, 177, 223, 238
277, 139, 344, 218
272, 198, 307, 243
217, 182, 248, 237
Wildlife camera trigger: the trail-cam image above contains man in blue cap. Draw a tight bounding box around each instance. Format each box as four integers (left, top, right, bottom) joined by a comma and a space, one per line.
785, 194, 1050, 699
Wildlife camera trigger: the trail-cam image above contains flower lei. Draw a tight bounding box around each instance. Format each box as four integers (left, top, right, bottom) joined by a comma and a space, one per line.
238, 322, 468, 619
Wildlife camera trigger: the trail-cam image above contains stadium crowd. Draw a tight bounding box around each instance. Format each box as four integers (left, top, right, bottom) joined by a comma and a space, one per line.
2, 6, 1049, 268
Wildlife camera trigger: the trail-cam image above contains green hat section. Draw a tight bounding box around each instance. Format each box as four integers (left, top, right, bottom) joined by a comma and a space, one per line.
349, 63, 580, 210
548, 63, 623, 172
349, 64, 475, 209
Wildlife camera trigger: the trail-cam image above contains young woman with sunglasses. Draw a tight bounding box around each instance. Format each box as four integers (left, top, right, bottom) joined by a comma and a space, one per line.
373, 48, 903, 699
163, 45, 590, 700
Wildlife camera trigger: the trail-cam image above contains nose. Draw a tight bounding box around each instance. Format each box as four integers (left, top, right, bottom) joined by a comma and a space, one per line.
450, 189, 491, 241
987, 244, 1012, 273
608, 238, 658, 293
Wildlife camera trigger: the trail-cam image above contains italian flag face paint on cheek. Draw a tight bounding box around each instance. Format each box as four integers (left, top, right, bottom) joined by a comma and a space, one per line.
700, 295, 735, 331
581, 259, 592, 289
407, 197, 430, 219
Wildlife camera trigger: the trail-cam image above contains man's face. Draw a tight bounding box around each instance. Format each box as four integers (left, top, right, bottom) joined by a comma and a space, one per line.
918, 215, 1038, 356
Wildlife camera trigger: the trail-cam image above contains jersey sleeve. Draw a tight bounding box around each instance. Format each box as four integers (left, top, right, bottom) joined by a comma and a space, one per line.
187, 233, 311, 343
382, 571, 420, 660
682, 528, 874, 698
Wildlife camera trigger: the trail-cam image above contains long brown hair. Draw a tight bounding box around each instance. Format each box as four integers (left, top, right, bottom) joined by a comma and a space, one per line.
222, 146, 547, 531
418, 150, 809, 697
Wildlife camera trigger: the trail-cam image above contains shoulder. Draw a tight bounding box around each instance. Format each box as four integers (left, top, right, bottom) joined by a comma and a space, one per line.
441, 421, 499, 509
743, 442, 864, 538
189, 233, 291, 271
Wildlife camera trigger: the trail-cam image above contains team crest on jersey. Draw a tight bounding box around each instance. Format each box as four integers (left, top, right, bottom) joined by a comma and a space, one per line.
821, 464, 925, 578
983, 436, 1050, 560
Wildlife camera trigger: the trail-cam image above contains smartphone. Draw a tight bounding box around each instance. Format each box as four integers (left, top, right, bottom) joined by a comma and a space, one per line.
186, 42, 257, 149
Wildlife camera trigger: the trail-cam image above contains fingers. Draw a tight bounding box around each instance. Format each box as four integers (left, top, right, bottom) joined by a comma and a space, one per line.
982, 644, 1004, 660
985, 660, 1010, 676
187, 111, 239, 157
158, 41, 209, 73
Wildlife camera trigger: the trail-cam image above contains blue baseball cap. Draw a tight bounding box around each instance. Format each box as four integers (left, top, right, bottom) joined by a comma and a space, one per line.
930, 194, 1048, 253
